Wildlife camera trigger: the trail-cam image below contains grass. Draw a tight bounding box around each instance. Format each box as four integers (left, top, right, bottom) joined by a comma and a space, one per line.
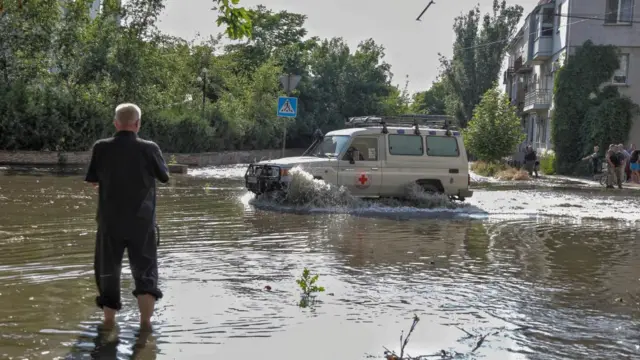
495, 167, 530, 181
471, 161, 530, 180
470, 161, 507, 177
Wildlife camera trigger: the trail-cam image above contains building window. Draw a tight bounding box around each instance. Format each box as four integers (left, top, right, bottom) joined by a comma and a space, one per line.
555, 3, 563, 33
613, 54, 629, 84
388, 134, 423, 156
541, 7, 554, 36
605, 0, 634, 24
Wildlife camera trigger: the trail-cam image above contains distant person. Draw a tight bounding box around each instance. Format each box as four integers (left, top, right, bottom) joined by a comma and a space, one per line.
84, 103, 170, 332
630, 148, 640, 184
625, 144, 636, 182
581, 145, 601, 176
606, 144, 623, 189
619, 143, 631, 182
523, 145, 538, 178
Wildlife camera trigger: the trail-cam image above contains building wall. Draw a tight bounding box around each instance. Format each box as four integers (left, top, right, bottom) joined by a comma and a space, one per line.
553, 0, 569, 55
0, 149, 306, 167
566, 1, 640, 146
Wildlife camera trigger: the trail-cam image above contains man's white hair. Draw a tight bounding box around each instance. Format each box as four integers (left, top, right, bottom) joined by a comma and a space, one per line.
115, 103, 142, 125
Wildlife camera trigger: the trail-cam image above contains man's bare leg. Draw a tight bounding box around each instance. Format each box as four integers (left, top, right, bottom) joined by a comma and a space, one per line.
103, 307, 117, 328
137, 294, 155, 331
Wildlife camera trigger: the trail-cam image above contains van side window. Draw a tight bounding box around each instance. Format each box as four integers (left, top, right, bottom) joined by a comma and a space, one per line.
388, 134, 423, 156
426, 136, 459, 157
343, 137, 378, 161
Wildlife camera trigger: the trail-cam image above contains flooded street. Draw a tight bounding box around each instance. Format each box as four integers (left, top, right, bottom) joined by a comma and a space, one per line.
1, 165, 640, 359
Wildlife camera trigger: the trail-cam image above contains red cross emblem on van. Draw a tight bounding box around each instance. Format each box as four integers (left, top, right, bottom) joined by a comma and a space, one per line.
355, 173, 370, 189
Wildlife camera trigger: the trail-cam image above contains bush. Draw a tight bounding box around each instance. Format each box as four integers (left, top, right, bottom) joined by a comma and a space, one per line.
539, 151, 556, 175
471, 161, 508, 177
463, 85, 525, 162
495, 168, 530, 181
472, 160, 530, 181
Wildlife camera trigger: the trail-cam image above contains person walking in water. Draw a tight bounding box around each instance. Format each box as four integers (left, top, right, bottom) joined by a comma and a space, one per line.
523, 145, 538, 178
606, 144, 623, 189
85, 103, 169, 331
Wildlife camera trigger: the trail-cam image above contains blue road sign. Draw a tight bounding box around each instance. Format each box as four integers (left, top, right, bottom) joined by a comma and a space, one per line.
277, 96, 298, 118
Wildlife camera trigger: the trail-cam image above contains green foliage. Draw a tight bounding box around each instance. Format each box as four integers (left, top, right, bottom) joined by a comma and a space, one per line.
470, 161, 508, 177
439, 0, 523, 127
296, 267, 325, 308
463, 85, 525, 162
410, 78, 447, 115
539, 152, 556, 175
552, 40, 640, 174
0, 1, 408, 153
215, 0, 252, 39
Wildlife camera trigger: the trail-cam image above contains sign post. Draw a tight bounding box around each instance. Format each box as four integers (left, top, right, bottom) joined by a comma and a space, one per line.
278, 74, 301, 157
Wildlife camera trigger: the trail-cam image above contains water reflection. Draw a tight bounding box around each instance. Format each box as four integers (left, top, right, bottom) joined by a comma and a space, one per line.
1, 169, 640, 359
65, 325, 157, 360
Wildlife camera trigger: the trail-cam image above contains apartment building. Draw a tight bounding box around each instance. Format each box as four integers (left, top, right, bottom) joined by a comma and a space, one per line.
504, 0, 640, 152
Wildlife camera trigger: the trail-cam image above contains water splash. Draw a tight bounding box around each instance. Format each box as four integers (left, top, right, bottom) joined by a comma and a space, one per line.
251, 167, 467, 211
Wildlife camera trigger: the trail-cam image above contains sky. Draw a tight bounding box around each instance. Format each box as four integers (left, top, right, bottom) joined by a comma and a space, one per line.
156, 0, 541, 94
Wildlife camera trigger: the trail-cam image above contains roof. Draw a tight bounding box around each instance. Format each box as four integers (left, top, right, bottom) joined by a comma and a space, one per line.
326, 127, 461, 137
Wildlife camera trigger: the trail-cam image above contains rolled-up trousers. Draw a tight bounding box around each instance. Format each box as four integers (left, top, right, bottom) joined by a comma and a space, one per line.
94, 224, 162, 311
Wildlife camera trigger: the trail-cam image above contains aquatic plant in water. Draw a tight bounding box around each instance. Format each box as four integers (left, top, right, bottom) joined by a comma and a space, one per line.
296, 267, 325, 308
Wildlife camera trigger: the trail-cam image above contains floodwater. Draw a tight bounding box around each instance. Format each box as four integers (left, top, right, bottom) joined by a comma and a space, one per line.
1, 165, 640, 360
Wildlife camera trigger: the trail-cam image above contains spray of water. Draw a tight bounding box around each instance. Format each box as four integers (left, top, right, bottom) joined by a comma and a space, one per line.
251, 167, 468, 211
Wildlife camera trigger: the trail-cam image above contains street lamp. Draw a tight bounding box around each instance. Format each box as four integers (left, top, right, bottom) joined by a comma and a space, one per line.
196, 68, 208, 120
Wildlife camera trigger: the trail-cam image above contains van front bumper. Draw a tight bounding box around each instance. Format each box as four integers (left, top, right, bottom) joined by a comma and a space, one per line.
245, 164, 284, 194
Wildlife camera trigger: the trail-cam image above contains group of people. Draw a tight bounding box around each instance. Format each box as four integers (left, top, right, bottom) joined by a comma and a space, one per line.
583, 143, 639, 188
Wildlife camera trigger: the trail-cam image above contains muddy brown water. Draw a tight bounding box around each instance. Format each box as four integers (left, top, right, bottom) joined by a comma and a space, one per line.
1, 165, 640, 360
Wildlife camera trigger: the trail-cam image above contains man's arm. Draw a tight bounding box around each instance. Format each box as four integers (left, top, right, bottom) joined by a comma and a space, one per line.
150, 143, 170, 183
85, 142, 100, 184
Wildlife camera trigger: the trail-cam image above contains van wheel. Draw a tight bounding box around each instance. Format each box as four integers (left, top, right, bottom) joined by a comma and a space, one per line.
415, 180, 444, 194
420, 184, 440, 193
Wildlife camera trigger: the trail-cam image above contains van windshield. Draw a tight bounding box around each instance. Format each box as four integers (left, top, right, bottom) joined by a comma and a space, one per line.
309, 135, 351, 158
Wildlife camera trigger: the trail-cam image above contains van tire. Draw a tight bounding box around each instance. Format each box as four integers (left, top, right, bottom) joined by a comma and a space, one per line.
416, 180, 444, 194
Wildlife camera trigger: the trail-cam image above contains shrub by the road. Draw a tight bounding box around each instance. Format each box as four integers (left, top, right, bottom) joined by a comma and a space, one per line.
471, 161, 507, 177
539, 151, 556, 175
471, 161, 529, 181
495, 167, 530, 181
463, 85, 525, 163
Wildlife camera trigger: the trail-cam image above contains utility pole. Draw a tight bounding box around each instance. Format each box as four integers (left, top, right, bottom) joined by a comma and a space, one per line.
277, 74, 301, 158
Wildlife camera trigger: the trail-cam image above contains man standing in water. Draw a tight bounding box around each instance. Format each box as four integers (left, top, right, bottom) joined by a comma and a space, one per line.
606, 144, 623, 189
85, 103, 169, 331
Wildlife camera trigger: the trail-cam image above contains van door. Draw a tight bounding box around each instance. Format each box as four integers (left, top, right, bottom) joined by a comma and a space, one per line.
337, 136, 382, 196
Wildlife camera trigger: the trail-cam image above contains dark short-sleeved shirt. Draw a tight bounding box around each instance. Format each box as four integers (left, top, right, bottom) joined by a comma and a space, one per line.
85, 131, 169, 236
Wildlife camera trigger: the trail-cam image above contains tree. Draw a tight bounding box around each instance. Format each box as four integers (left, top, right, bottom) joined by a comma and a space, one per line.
410, 78, 447, 115
0, 2, 408, 153
214, 0, 252, 39
463, 85, 524, 162
439, 0, 522, 127
552, 40, 639, 174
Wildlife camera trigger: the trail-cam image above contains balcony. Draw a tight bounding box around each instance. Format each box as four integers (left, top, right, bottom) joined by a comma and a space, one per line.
523, 89, 552, 112
532, 36, 552, 63
514, 56, 532, 73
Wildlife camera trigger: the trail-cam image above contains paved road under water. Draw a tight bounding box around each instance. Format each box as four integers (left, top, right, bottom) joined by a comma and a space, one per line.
1, 165, 640, 359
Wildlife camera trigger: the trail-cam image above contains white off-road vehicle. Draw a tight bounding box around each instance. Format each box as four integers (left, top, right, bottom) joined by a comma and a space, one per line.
244, 115, 473, 201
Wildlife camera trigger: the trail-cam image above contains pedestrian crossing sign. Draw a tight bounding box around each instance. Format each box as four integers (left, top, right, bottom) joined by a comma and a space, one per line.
277, 96, 298, 118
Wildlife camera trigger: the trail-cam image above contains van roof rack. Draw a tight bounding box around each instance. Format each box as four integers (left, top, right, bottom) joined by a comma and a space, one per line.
345, 114, 457, 135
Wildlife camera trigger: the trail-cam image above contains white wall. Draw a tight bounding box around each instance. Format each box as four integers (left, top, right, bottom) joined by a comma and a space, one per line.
552, 0, 568, 55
